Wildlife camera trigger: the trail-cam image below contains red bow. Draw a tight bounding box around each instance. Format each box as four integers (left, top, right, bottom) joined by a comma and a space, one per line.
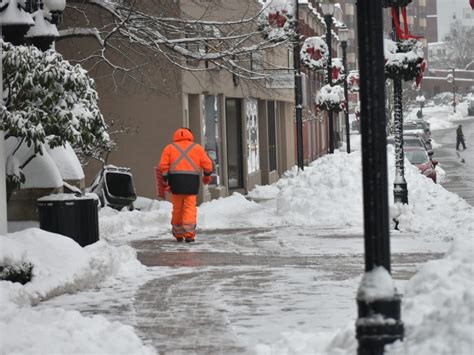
391, 7, 423, 40
306, 47, 322, 60
415, 59, 427, 87
268, 11, 287, 28
470, 0, 474, 10
332, 67, 341, 81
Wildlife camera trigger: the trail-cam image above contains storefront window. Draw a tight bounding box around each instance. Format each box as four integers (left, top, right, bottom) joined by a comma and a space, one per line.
203, 95, 221, 185
246, 99, 259, 174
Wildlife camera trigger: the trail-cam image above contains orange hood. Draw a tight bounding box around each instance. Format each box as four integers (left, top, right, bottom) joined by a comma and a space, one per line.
173, 128, 194, 142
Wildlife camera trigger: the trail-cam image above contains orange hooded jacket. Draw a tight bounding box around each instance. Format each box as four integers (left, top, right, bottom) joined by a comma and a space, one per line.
159, 128, 213, 195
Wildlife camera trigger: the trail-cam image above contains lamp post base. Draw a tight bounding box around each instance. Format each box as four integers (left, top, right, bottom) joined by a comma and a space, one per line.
356, 297, 404, 355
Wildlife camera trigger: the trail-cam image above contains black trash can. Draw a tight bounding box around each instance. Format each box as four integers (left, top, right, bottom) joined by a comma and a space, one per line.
38, 194, 99, 247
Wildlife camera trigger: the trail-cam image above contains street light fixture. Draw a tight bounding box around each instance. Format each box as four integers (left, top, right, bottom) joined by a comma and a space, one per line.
321, 1, 335, 154
43, 0, 66, 25
339, 25, 351, 153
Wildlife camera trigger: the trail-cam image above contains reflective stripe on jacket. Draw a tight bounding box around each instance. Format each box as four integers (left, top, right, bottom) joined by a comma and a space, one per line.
159, 128, 213, 195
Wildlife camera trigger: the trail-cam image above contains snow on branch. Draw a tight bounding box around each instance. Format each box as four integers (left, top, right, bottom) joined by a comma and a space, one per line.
57, 0, 293, 83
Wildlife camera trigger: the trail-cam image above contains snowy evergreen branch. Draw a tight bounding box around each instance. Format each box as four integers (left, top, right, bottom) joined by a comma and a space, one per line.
1, 41, 113, 195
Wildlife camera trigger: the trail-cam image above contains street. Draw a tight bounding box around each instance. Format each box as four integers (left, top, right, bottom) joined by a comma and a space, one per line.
431, 118, 474, 206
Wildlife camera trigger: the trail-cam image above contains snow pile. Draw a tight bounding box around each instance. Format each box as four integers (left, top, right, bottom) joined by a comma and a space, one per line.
276, 152, 363, 227
387, 237, 474, 354
0, 228, 145, 306
255, 325, 356, 355
99, 201, 172, 239
199, 192, 276, 229
0, 228, 154, 354
247, 184, 280, 200
275, 148, 474, 240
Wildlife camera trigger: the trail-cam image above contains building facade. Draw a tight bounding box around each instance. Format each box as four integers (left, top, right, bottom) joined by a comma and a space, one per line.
57, 0, 297, 201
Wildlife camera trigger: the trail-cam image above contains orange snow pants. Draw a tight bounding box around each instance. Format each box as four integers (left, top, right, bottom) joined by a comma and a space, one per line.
171, 194, 197, 239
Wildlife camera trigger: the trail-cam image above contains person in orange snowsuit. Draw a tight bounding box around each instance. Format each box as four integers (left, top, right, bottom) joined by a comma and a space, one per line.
158, 128, 213, 243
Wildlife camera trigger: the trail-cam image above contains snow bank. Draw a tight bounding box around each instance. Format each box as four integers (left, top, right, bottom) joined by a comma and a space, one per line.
387, 237, 474, 354
0, 228, 145, 306
0, 228, 154, 354
99, 201, 172, 239
255, 325, 356, 355
273, 148, 473, 240
199, 192, 277, 229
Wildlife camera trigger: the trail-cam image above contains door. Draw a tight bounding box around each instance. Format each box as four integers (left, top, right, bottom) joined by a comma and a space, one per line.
225, 99, 244, 189
267, 101, 277, 172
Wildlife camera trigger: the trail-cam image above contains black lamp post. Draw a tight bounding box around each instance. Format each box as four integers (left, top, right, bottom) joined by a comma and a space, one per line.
339, 25, 350, 153
293, 0, 304, 171
451, 68, 456, 113
321, 2, 335, 154
356, 0, 404, 353
391, 7, 408, 205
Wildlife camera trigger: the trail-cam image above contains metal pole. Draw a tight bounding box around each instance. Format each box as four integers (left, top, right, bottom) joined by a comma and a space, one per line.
293, 0, 304, 170
355, 0, 403, 353
341, 40, 351, 153
452, 68, 456, 113
325, 14, 334, 154
392, 7, 408, 205
0, 25, 8, 235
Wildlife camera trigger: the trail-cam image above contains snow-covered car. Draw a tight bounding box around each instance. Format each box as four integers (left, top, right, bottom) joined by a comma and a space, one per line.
468, 98, 474, 116
387, 135, 433, 158
405, 147, 438, 183
403, 120, 431, 141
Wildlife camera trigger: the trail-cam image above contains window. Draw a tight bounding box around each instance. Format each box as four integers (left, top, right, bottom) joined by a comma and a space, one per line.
203, 95, 222, 185
246, 99, 260, 174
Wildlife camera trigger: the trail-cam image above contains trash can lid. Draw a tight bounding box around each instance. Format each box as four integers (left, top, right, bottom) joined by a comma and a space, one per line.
37, 193, 99, 202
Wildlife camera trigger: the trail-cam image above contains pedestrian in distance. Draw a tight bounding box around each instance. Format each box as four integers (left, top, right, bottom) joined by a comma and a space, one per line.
456, 124, 467, 151
158, 128, 213, 243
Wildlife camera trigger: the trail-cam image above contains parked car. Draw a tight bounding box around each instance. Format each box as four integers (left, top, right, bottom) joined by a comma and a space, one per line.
404, 146, 438, 183
387, 135, 433, 158
468, 98, 474, 116
404, 119, 431, 140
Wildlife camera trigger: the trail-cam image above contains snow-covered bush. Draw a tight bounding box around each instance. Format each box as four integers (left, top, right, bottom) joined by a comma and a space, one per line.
300, 36, 328, 71
0, 262, 33, 284
1, 41, 113, 194
384, 38, 425, 84
347, 70, 360, 93
257, 0, 295, 42
331, 58, 345, 85
316, 84, 345, 113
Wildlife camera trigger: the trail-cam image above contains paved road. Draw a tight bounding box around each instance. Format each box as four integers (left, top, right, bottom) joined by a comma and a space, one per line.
431, 118, 474, 205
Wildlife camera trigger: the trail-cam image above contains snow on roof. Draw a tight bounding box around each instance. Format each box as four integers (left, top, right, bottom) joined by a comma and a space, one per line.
0, 0, 34, 25
25, 9, 59, 38
46, 143, 85, 181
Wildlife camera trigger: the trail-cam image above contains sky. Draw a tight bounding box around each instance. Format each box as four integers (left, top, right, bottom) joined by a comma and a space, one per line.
437, 0, 474, 40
